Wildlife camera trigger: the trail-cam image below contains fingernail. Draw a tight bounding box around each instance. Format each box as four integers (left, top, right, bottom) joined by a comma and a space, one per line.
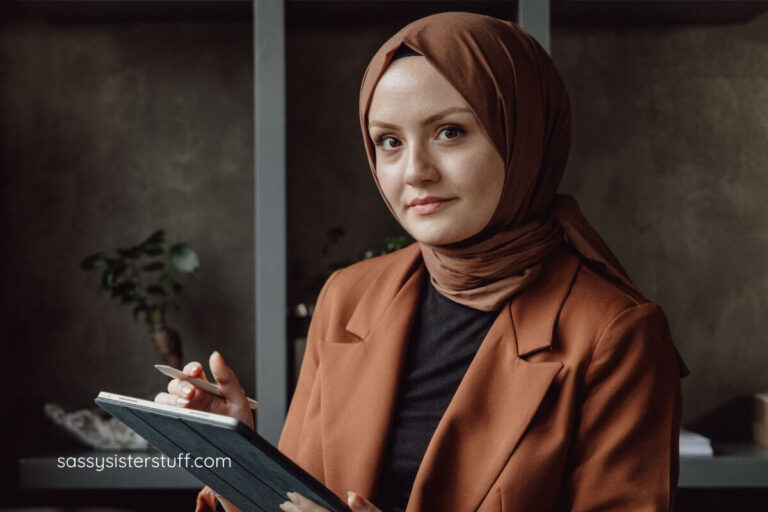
176, 397, 189, 406
214, 350, 224, 361
278, 502, 290, 511
348, 491, 364, 508
182, 385, 193, 395
287, 491, 300, 504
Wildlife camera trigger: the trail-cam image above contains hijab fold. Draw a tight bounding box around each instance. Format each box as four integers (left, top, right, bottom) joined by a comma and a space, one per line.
359, 12, 636, 311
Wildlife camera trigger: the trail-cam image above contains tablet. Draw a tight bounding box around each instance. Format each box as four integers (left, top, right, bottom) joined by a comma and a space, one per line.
95, 391, 350, 512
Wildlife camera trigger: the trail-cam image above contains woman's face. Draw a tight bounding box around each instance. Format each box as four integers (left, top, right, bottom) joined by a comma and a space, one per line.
367, 55, 505, 246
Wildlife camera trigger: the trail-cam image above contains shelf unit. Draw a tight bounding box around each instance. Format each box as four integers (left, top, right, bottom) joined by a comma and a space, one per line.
679, 443, 768, 489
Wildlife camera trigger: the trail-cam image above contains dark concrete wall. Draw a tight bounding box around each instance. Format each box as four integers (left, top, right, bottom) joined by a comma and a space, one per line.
286, 18, 406, 306
0, 7, 254, 474
286, 11, 768, 428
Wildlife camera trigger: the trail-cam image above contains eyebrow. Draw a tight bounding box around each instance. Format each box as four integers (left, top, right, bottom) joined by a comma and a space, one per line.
368, 107, 474, 131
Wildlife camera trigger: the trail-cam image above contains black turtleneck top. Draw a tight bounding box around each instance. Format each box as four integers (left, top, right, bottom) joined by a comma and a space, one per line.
372, 276, 499, 512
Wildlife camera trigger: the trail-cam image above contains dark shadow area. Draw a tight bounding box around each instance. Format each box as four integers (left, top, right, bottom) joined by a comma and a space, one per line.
553, 0, 768, 27
676, 488, 768, 511
14, 0, 251, 22
6, 489, 200, 510
287, 0, 519, 26
687, 395, 756, 444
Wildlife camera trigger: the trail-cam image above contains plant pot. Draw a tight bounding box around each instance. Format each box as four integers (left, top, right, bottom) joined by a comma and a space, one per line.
151, 324, 183, 369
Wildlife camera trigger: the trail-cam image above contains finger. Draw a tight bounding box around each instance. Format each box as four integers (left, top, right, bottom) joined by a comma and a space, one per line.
154, 392, 189, 407
183, 360, 211, 381
167, 378, 197, 399
209, 351, 248, 407
347, 491, 378, 512
284, 492, 330, 512
178, 361, 216, 404
279, 502, 300, 512
215, 493, 242, 512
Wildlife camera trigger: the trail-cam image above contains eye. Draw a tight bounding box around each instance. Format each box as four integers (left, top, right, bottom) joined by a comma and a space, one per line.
373, 135, 401, 151
437, 124, 466, 141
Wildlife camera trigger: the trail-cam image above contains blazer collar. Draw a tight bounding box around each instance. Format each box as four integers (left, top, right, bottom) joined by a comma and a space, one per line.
319, 241, 581, 506
345, 241, 581, 354
509, 242, 582, 357
344, 243, 423, 340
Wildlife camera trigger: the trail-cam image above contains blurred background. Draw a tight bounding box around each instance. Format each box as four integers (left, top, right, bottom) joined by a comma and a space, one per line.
1, 0, 767, 510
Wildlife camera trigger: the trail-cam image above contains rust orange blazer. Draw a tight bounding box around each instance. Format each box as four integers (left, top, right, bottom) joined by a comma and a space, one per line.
197, 241, 686, 511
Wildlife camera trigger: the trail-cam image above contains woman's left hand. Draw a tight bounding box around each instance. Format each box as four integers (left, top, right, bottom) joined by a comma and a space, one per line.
279, 490, 381, 512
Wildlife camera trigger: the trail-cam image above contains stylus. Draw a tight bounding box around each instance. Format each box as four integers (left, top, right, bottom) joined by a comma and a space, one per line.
155, 364, 259, 410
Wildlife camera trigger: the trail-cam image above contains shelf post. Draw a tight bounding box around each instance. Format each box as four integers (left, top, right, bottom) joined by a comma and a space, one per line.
517, 0, 550, 53
254, 0, 287, 445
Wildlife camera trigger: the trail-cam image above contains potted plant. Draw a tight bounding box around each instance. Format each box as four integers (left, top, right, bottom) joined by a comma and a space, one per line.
323, 227, 412, 270
80, 229, 200, 368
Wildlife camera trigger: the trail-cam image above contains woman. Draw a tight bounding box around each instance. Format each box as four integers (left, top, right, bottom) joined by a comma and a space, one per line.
158, 12, 689, 512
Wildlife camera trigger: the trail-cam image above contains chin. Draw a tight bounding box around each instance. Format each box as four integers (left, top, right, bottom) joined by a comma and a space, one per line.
401, 208, 483, 246
408, 226, 471, 246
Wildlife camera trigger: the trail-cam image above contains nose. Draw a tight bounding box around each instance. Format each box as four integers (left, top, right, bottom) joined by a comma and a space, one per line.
403, 140, 440, 186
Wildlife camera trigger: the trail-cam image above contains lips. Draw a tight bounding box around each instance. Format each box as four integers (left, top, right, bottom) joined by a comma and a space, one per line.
408, 197, 454, 215
409, 196, 451, 206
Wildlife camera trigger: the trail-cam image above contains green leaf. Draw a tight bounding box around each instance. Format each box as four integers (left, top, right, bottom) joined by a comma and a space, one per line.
149, 309, 163, 325
106, 257, 124, 268
159, 273, 183, 295
133, 305, 148, 324
142, 261, 165, 272
159, 273, 174, 290
111, 281, 136, 297
117, 246, 142, 259
147, 285, 168, 297
101, 268, 115, 290
80, 252, 108, 270
384, 235, 408, 252
143, 245, 164, 256
142, 229, 166, 247
112, 262, 128, 280
169, 243, 200, 273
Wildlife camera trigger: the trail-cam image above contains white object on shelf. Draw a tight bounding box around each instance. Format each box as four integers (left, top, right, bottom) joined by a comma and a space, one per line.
44, 402, 149, 450
680, 428, 714, 457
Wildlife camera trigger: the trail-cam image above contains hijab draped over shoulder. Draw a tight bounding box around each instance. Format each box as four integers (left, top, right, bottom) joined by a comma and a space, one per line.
358, 12, 636, 311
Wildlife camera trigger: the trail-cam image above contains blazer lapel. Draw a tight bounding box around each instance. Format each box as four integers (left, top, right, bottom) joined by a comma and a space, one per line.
318, 244, 425, 499
317, 242, 581, 507
406, 244, 580, 511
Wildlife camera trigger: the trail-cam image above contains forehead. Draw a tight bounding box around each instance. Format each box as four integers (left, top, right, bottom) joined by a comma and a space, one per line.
367, 56, 471, 120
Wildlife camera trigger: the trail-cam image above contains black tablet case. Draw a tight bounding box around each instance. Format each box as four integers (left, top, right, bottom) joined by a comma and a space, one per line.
95, 394, 350, 512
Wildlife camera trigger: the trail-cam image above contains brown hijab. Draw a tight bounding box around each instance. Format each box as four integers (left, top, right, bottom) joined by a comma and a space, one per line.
359, 12, 634, 311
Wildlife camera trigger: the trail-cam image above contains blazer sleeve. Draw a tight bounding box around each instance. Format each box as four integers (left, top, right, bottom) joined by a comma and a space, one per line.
278, 269, 341, 458
562, 302, 684, 512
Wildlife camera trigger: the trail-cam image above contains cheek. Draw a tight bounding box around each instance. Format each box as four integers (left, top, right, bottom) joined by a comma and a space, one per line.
444, 150, 504, 196
375, 167, 403, 206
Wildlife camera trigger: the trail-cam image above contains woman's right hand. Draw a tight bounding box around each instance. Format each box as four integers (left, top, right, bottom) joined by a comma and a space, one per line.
154, 350, 255, 430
